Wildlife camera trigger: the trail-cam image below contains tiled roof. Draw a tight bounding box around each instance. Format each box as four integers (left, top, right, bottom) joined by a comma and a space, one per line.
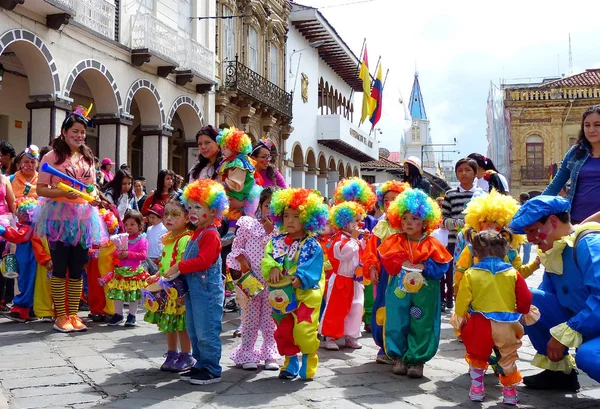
540, 69, 600, 88
361, 157, 403, 169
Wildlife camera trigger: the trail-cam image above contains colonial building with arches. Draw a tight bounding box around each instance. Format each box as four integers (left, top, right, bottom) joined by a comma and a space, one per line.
0, 0, 216, 189
502, 69, 600, 197
285, 3, 378, 198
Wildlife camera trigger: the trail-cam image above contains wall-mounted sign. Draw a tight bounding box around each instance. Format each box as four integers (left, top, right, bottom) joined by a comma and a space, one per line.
14, 120, 22, 129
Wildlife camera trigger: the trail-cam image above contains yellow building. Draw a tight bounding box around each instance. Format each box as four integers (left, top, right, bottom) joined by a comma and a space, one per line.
503, 69, 600, 196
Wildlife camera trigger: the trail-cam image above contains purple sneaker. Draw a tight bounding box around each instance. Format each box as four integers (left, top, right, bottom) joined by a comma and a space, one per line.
174, 352, 196, 372
160, 350, 179, 372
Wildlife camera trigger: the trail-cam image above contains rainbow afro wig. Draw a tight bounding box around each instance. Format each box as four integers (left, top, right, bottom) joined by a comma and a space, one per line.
99, 208, 119, 234
15, 197, 37, 220
182, 179, 229, 222
216, 127, 252, 156
387, 188, 441, 234
463, 190, 525, 246
270, 188, 328, 233
333, 177, 376, 212
328, 202, 366, 230
376, 180, 410, 210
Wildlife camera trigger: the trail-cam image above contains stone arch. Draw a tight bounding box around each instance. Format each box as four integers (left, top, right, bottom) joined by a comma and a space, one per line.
306, 148, 317, 170
328, 156, 336, 171
338, 160, 345, 179
318, 152, 327, 173
63, 59, 122, 114
0, 28, 59, 95
346, 163, 352, 178
247, 126, 260, 144
124, 79, 165, 126
292, 142, 304, 167
353, 166, 359, 177
166, 95, 204, 140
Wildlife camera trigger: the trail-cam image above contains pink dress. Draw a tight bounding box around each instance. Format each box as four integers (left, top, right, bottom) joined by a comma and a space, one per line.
226, 216, 280, 365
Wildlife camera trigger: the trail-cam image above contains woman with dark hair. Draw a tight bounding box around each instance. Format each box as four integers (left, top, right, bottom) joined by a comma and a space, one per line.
102, 169, 138, 219
402, 156, 431, 194
543, 105, 600, 223
250, 138, 286, 188
468, 153, 509, 194
188, 125, 222, 182
141, 169, 175, 215
35, 108, 107, 332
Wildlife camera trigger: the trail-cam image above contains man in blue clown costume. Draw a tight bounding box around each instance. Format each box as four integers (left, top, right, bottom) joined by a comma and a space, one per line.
1, 197, 39, 322
509, 195, 600, 391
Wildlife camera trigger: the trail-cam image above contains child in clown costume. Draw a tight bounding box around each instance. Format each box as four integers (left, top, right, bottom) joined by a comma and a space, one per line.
320, 201, 368, 350
1, 197, 40, 322
453, 229, 536, 405
216, 127, 262, 241
262, 188, 328, 380
361, 180, 410, 364
32, 235, 54, 321
378, 188, 452, 378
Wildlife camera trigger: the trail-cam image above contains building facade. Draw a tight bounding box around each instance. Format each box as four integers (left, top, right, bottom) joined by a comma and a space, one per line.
0, 0, 216, 190
503, 69, 600, 196
285, 2, 378, 198
213, 0, 292, 171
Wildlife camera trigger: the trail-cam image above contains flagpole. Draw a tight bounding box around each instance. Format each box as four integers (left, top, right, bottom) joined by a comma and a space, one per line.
348, 38, 366, 103
370, 56, 381, 92
381, 68, 390, 90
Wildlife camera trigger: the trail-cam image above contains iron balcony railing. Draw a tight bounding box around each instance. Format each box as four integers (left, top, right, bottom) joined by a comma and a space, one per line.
506, 87, 600, 102
131, 13, 178, 63
73, 0, 115, 40
520, 166, 549, 181
178, 38, 215, 81
222, 58, 292, 118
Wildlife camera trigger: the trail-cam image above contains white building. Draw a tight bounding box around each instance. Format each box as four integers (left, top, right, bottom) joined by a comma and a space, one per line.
285, 3, 378, 199
0, 0, 215, 189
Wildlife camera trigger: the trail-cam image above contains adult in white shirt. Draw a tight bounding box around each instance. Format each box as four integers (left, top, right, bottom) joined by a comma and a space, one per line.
468, 153, 509, 194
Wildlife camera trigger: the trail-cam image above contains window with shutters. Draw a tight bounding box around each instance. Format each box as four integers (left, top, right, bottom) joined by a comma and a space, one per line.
270, 44, 278, 85
248, 26, 258, 72
222, 6, 235, 62
178, 0, 192, 37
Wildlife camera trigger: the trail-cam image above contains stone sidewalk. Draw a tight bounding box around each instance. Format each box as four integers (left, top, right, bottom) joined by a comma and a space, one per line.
0, 269, 598, 409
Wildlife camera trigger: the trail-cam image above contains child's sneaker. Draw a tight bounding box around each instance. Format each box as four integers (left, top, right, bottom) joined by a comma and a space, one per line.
376, 354, 393, 365
242, 362, 258, 370
502, 385, 519, 405
407, 364, 424, 379
160, 351, 180, 372
174, 352, 196, 372
124, 314, 137, 327
469, 385, 485, 402
189, 368, 221, 385
107, 314, 124, 326
53, 316, 75, 333
344, 336, 362, 349
325, 337, 339, 350
392, 358, 408, 375
264, 360, 279, 371
69, 315, 88, 332
4, 311, 26, 323
179, 367, 201, 381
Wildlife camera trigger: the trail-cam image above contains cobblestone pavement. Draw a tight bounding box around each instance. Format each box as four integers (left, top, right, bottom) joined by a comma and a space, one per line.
0, 267, 598, 409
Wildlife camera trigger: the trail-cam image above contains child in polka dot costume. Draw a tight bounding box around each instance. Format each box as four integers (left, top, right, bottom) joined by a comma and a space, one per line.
226, 187, 280, 370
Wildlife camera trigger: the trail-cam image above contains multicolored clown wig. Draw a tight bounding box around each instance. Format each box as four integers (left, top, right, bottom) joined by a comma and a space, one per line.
182, 179, 229, 223
463, 189, 526, 247
376, 180, 410, 211
387, 188, 441, 234
99, 208, 119, 234
15, 197, 37, 221
216, 127, 252, 156
270, 188, 328, 233
328, 201, 366, 230
333, 177, 377, 212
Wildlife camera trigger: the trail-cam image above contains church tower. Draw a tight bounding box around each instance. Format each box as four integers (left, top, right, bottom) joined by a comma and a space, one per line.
403, 72, 434, 170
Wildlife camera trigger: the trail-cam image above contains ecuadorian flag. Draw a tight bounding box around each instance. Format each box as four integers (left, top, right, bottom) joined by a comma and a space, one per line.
369, 63, 383, 129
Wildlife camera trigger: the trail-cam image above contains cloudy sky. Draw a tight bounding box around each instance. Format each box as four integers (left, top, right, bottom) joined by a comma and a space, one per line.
297, 0, 600, 161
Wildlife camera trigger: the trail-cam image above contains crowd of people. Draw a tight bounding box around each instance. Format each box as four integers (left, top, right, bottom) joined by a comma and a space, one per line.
0, 104, 599, 403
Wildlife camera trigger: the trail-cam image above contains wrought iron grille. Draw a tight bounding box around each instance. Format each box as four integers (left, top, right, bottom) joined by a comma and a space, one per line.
178, 38, 214, 81
73, 0, 115, 39
520, 166, 548, 181
131, 13, 178, 62
222, 58, 292, 119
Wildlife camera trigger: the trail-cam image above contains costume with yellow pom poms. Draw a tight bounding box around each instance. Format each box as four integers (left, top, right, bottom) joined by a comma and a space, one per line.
377, 188, 452, 368
216, 127, 262, 230
261, 188, 328, 380
320, 201, 367, 342
453, 190, 540, 296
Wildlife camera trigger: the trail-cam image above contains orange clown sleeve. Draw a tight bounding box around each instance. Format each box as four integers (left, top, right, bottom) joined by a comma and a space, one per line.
377, 234, 410, 276
32, 236, 51, 266
361, 233, 381, 280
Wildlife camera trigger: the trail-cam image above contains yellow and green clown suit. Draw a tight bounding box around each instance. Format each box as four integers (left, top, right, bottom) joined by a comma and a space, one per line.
262, 233, 325, 380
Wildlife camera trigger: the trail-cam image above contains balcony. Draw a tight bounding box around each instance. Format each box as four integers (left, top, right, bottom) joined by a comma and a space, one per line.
317, 115, 379, 162
130, 13, 178, 67
221, 59, 292, 119
72, 0, 115, 40
506, 87, 600, 102
177, 37, 215, 84
520, 166, 549, 183
5, 0, 74, 17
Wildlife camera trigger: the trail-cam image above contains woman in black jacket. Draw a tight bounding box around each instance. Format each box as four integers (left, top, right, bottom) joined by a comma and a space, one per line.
403, 156, 431, 195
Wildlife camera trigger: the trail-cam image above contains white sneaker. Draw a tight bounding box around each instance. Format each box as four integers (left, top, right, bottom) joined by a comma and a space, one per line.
264, 360, 280, 371
242, 362, 258, 370
325, 337, 339, 350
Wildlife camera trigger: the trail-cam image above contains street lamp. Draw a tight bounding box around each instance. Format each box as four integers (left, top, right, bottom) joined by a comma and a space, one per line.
420, 138, 457, 170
